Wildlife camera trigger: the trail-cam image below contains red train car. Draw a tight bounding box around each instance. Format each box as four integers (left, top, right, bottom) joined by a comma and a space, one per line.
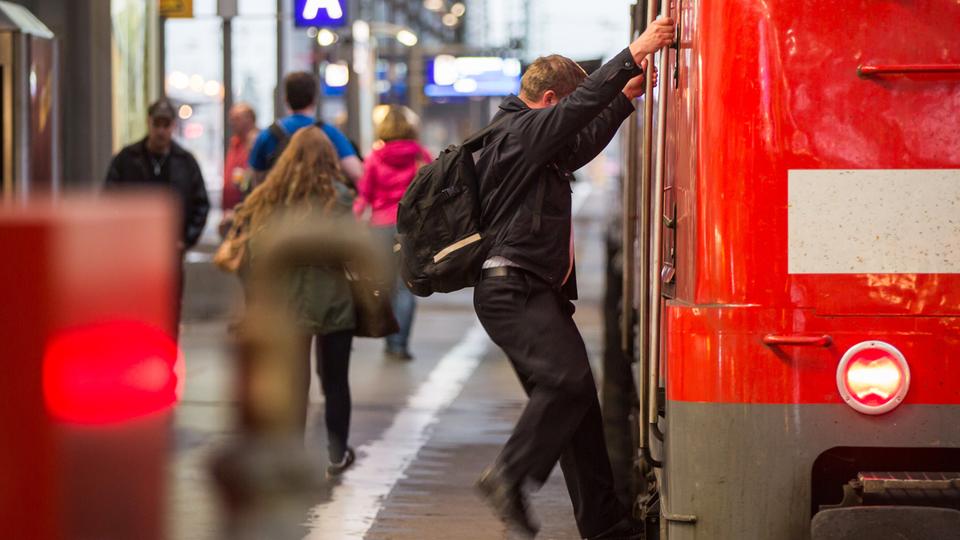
621, 1, 960, 538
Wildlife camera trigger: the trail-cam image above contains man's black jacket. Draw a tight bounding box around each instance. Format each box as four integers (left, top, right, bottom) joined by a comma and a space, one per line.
475, 47, 642, 299
104, 138, 210, 249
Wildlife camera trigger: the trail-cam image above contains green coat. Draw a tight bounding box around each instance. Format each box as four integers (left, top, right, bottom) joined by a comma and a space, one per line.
245, 183, 357, 335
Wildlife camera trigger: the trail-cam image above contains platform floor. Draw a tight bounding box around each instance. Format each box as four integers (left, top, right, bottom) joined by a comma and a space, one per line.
169, 173, 616, 540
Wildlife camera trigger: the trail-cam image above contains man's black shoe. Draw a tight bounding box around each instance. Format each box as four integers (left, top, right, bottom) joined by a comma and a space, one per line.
475, 465, 540, 538
586, 516, 645, 540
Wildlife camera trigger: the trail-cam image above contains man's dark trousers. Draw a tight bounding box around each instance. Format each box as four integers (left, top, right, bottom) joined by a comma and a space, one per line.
474, 270, 625, 538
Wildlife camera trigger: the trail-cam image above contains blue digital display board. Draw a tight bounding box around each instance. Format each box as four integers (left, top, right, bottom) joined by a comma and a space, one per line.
425, 56, 522, 98
294, 0, 348, 28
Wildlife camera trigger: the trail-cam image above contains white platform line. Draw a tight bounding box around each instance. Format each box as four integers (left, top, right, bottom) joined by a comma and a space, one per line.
303, 323, 490, 539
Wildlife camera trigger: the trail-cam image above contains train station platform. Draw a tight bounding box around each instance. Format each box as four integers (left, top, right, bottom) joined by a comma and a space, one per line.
168, 169, 617, 540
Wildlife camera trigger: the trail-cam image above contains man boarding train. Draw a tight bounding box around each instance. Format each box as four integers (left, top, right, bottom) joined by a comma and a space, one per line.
471, 16, 676, 540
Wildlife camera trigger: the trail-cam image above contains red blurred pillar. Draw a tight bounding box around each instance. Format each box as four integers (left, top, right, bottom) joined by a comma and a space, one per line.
0, 195, 178, 539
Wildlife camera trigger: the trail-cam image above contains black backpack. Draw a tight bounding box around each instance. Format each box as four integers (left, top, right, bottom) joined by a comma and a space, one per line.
396, 116, 508, 297
265, 119, 326, 170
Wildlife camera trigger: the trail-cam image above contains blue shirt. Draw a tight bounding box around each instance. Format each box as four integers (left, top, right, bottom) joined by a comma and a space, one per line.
248, 114, 357, 171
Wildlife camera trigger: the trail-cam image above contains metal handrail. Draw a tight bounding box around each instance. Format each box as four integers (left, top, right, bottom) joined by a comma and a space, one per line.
647, 0, 671, 448
636, 0, 660, 469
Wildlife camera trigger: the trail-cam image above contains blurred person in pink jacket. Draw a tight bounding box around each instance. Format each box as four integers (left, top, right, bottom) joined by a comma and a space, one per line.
354, 106, 432, 360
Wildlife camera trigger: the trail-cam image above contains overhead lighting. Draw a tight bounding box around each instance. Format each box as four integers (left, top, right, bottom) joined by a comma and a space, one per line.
325, 62, 350, 88
451, 2, 466, 17
424, 0, 444, 11
178, 104, 193, 120
203, 80, 222, 97
167, 71, 189, 90
317, 28, 338, 46
442, 13, 458, 27
396, 29, 418, 47
352, 20, 370, 42
189, 74, 205, 93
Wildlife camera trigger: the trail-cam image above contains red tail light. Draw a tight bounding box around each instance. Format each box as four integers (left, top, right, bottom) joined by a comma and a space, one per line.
836, 341, 910, 415
43, 320, 181, 425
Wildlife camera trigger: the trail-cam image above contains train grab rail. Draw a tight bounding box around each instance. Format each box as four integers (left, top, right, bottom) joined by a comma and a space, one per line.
857, 64, 960, 78
763, 334, 834, 347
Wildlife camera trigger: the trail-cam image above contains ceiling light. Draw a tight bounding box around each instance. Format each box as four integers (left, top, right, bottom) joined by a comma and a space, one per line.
396, 29, 418, 47
317, 28, 338, 46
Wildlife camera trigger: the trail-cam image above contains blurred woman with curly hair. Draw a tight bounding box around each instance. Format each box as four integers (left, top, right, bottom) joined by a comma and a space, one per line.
232, 126, 359, 476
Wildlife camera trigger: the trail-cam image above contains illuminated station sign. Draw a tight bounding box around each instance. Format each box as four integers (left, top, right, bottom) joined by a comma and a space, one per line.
426, 56, 522, 98
294, 0, 348, 28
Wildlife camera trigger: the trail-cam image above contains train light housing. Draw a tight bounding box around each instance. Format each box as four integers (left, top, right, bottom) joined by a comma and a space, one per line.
836, 341, 910, 415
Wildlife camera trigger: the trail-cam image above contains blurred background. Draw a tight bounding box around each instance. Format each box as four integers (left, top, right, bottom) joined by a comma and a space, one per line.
0, 1, 638, 538
3, 0, 630, 207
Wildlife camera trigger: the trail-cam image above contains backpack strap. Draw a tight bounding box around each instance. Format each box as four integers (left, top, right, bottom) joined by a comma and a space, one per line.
462, 113, 550, 236
268, 121, 289, 145
462, 113, 512, 153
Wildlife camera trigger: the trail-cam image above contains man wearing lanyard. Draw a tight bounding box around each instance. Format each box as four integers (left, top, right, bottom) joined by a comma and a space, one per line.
472, 17, 675, 539
104, 98, 210, 339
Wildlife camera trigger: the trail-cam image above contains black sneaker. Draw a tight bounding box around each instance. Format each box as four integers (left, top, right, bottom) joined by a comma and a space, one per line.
586, 517, 645, 540
475, 465, 539, 538
326, 447, 355, 478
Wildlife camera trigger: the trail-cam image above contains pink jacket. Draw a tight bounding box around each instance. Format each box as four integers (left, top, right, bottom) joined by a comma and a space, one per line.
354, 139, 433, 227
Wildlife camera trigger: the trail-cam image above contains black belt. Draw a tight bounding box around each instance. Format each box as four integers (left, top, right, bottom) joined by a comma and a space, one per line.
481, 266, 527, 279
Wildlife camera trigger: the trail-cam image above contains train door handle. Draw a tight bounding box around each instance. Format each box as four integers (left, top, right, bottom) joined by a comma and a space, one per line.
763, 334, 833, 347
660, 262, 675, 285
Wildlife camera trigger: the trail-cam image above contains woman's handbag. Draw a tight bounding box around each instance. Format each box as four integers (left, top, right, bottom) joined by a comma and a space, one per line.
347, 270, 399, 338
213, 212, 247, 274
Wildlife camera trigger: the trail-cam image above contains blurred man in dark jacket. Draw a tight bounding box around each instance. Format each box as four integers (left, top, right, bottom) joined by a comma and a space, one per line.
104, 98, 210, 338
472, 17, 675, 540
105, 98, 210, 251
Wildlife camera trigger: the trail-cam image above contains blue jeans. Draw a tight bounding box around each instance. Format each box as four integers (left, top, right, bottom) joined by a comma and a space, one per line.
373, 225, 416, 353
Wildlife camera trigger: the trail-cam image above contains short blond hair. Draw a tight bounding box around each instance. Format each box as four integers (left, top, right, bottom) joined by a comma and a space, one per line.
375, 105, 419, 142
520, 55, 587, 102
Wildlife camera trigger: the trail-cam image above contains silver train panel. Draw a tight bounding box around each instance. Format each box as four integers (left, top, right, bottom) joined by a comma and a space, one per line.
662, 401, 960, 540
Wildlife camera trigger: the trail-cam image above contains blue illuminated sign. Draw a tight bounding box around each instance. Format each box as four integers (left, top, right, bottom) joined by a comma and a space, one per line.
425, 56, 522, 98
294, 0, 348, 28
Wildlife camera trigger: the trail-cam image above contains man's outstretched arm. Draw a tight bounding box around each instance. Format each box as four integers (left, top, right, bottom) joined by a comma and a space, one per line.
517, 18, 674, 165
557, 61, 655, 172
